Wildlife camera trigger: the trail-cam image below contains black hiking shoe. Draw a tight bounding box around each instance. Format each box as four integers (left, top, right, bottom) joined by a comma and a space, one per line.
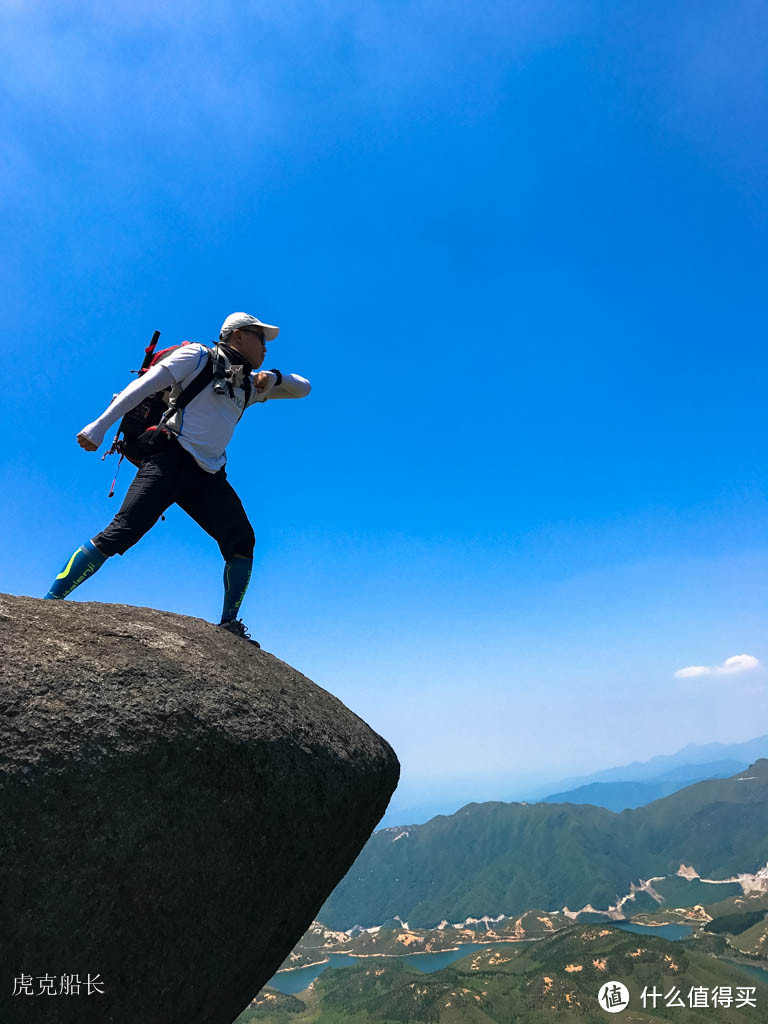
217, 618, 260, 647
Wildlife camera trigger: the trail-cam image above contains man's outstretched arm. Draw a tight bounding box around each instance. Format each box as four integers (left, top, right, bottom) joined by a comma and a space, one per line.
249, 371, 311, 404
77, 362, 176, 450
249, 372, 309, 403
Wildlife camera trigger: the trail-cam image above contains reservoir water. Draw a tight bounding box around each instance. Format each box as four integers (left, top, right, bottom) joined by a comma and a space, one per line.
725, 960, 768, 986
268, 943, 493, 995
611, 924, 768, 986
267, 926, 768, 996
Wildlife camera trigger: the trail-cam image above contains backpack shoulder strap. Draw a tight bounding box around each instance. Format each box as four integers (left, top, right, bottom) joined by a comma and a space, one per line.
169, 349, 215, 412
166, 345, 251, 420
240, 374, 252, 418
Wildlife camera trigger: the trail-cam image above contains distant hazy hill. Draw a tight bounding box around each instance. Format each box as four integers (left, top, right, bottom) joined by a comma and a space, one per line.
527, 737, 768, 795
321, 761, 768, 930
539, 760, 747, 812
379, 736, 768, 827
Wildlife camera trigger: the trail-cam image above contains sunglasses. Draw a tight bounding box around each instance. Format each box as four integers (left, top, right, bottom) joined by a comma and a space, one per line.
240, 327, 265, 341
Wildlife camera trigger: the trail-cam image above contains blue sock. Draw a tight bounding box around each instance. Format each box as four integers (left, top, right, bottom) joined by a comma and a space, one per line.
45, 540, 108, 599
221, 556, 253, 623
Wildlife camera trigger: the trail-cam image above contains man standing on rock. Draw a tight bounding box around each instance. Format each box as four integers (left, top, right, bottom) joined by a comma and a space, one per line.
44, 312, 311, 646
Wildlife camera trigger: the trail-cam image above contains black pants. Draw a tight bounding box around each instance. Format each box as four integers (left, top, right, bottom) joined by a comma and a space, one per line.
93, 440, 255, 560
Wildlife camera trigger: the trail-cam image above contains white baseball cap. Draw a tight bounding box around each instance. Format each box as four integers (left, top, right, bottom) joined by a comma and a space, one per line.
220, 311, 280, 342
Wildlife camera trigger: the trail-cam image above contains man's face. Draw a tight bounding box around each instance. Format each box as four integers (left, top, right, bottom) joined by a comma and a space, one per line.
231, 327, 266, 369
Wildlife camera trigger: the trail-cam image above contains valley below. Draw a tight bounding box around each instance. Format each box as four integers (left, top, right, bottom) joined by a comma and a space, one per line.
234, 759, 768, 1022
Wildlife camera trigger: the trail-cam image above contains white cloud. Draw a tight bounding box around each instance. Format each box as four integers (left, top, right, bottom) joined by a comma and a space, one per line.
674, 654, 760, 679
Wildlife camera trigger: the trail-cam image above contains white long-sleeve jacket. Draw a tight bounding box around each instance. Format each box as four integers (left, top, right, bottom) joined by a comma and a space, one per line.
80, 342, 311, 473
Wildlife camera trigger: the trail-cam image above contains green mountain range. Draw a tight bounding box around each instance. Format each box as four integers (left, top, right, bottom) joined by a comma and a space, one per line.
237, 925, 767, 1023
319, 761, 768, 929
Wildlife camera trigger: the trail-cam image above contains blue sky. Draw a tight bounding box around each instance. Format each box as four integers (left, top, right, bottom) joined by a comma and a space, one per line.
2, 1, 767, 818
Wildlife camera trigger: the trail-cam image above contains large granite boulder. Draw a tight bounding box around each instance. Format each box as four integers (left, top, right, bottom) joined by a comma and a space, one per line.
0, 594, 399, 1024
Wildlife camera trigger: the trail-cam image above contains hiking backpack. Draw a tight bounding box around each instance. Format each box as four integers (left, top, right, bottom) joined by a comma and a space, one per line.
106, 331, 251, 471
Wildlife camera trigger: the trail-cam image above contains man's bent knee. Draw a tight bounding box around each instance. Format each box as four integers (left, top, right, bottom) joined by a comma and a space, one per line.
221, 528, 255, 562
92, 516, 154, 558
